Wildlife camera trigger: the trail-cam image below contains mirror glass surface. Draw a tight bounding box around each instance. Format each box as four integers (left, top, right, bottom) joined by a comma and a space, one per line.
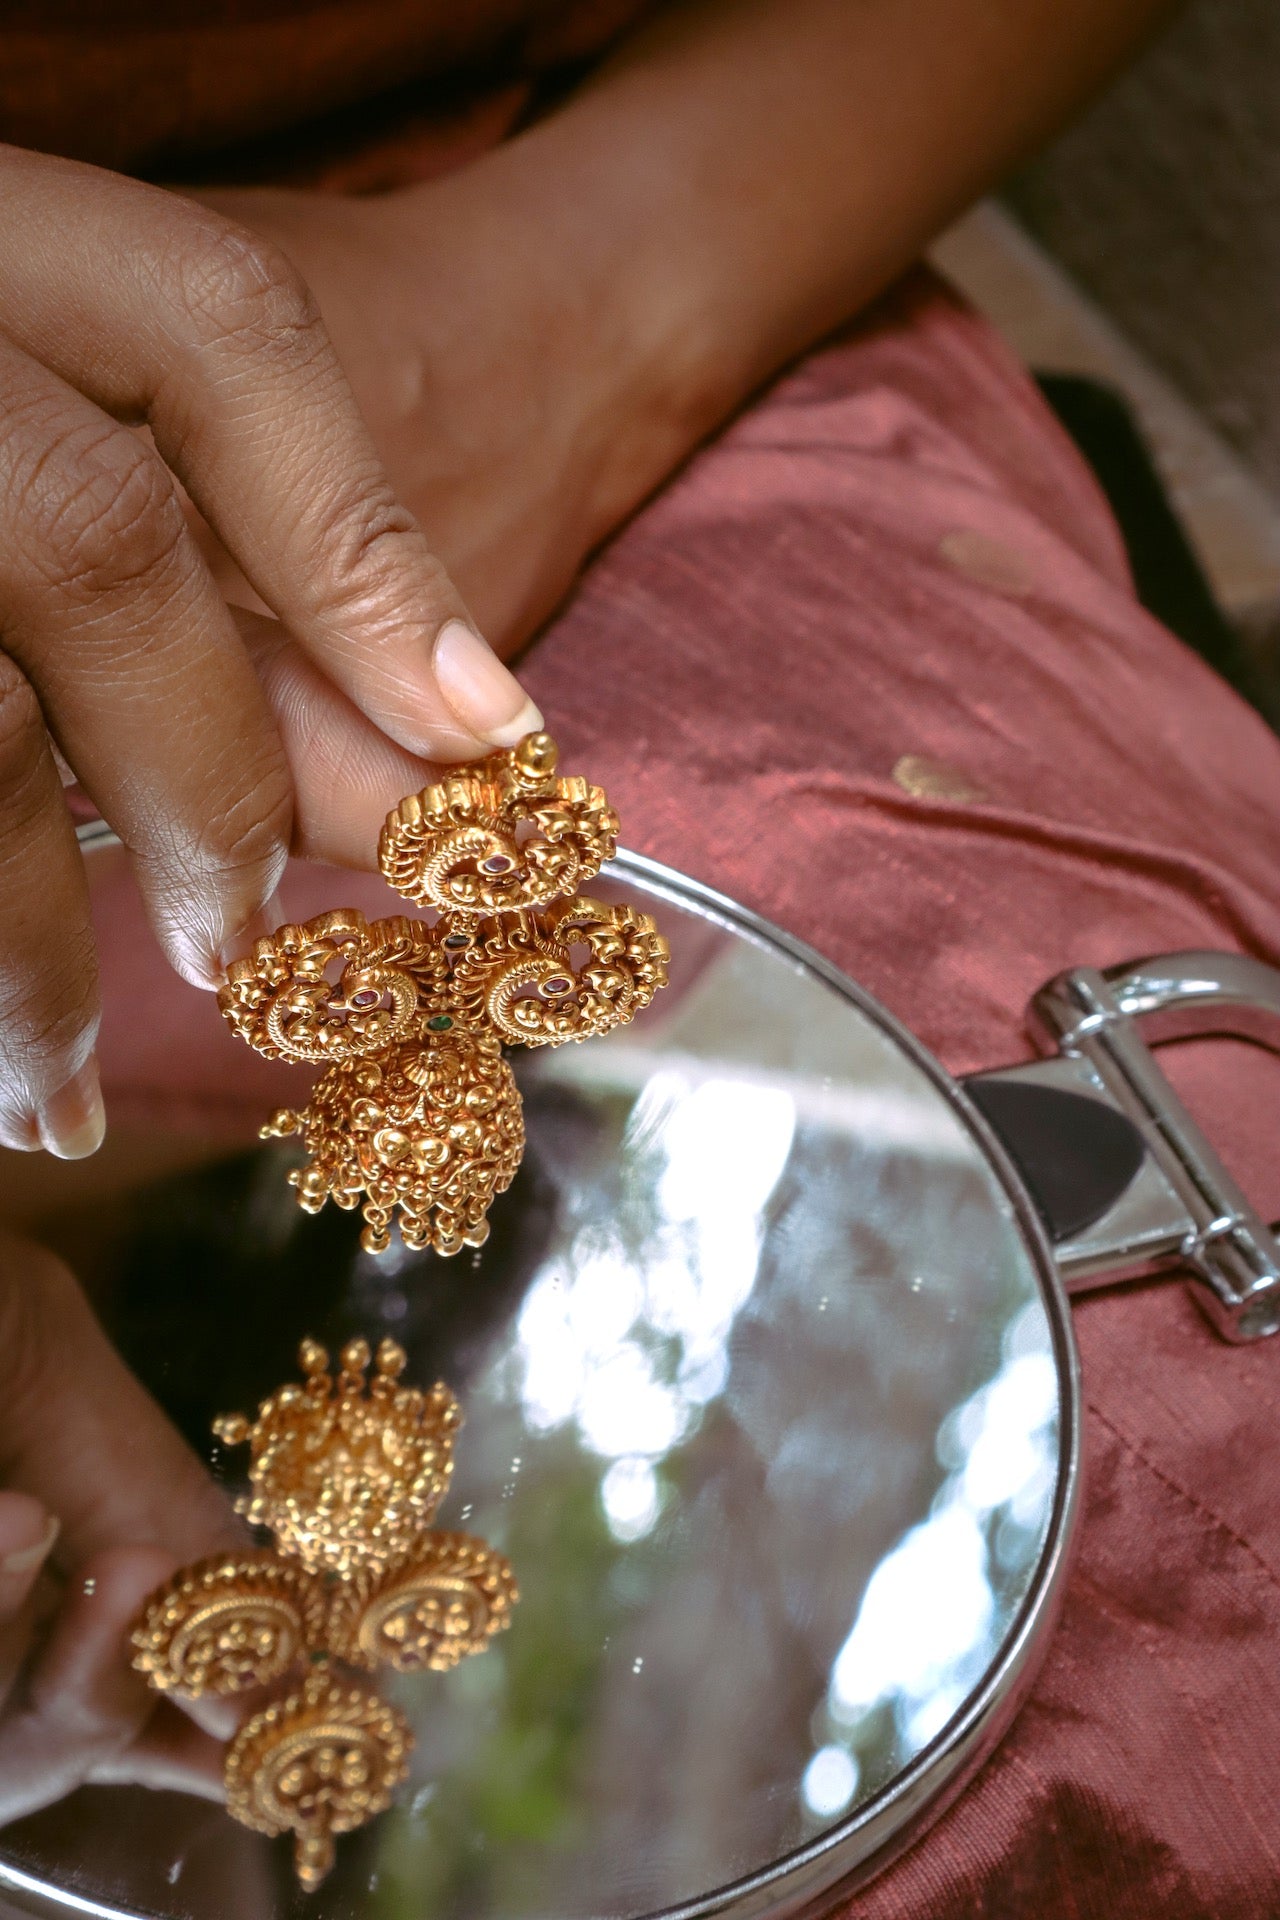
0, 860, 1066, 1920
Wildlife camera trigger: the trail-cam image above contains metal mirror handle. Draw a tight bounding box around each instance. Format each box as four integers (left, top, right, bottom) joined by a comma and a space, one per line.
966, 951, 1280, 1343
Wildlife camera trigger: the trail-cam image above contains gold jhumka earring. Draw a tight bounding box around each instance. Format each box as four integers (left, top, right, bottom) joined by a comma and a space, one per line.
131, 1337, 513, 1890
217, 732, 669, 1255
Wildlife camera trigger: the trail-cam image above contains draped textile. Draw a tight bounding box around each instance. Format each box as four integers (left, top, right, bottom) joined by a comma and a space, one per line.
80, 266, 1280, 1916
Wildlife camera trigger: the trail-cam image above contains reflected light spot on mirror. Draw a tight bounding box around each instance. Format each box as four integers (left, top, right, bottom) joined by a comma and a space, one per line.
657, 1078, 796, 1221
802, 1299, 1059, 1815
802, 1745, 860, 1820
513, 1077, 797, 1472
601, 1456, 662, 1544
830, 1504, 994, 1721
579, 1347, 686, 1458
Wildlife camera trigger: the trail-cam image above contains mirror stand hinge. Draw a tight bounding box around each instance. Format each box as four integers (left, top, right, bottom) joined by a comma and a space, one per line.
966, 953, 1280, 1343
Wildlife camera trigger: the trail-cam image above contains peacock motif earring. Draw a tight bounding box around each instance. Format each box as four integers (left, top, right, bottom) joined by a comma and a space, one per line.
131, 1337, 515, 1890
217, 733, 669, 1255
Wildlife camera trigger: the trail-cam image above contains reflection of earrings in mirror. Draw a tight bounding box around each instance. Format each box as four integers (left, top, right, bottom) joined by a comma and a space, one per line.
218, 733, 670, 1255
130, 1337, 517, 1891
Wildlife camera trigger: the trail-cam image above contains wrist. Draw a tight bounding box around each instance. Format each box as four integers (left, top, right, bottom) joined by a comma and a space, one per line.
396, 114, 749, 552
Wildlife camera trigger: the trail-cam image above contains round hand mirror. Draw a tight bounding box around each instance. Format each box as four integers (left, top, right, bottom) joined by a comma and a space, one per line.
0, 849, 1273, 1919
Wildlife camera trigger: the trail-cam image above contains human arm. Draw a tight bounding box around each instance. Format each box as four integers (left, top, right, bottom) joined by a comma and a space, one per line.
200, 0, 1173, 652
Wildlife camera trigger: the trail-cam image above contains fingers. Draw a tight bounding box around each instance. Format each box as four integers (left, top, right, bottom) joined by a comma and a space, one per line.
0, 332, 295, 990
0, 1233, 240, 1567
0, 1538, 228, 1826
23, 1546, 171, 1737
0, 1493, 58, 1715
0, 1236, 248, 1825
88, 1695, 227, 1801
234, 607, 438, 866
0, 1496, 57, 1615
0, 1544, 174, 1825
0, 644, 103, 1150
0, 148, 541, 761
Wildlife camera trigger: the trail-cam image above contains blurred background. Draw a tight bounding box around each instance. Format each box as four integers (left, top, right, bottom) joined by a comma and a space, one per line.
929, 0, 1280, 724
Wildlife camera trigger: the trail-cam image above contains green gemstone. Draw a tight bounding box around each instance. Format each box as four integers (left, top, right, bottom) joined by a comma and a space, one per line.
428, 1014, 454, 1032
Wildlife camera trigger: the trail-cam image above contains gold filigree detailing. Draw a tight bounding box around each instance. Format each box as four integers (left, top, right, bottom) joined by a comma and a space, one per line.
225, 1666, 411, 1892
336, 1532, 519, 1674
217, 733, 669, 1256
378, 731, 618, 916
220, 911, 448, 1063
129, 1550, 320, 1695
451, 895, 668, 1046
130, 1339, 517, 1891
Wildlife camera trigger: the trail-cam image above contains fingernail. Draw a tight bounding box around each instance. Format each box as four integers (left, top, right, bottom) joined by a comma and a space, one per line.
1, 1512, 59, 1577
38, 1056, 105, 1161
218, 889, 286, 974
433, 619, 544, 748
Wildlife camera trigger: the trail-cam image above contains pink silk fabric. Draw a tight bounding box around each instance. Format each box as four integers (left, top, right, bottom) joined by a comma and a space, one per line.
86, 271, 1280, 1912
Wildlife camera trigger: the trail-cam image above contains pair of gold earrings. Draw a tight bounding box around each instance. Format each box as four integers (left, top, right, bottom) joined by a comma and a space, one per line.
217, 731, 669, 1256
132, 737, 667, 1888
